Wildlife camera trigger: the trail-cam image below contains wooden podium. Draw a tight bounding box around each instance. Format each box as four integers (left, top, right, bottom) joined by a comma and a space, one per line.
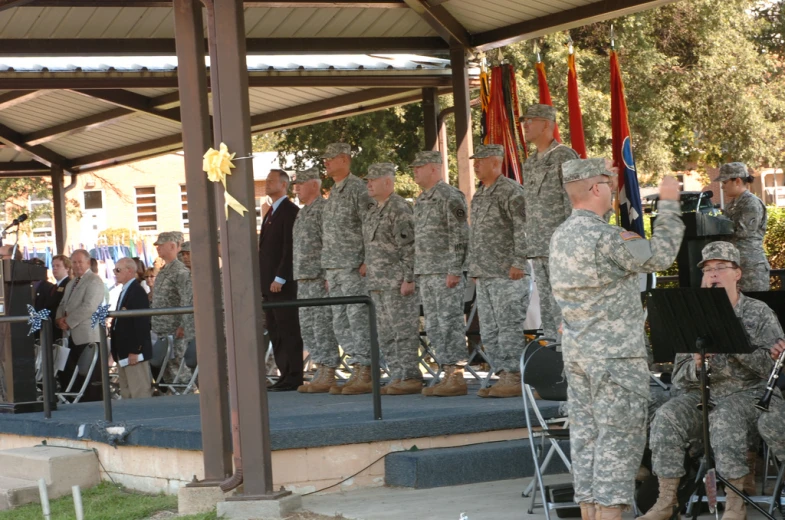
0, 259, 48, 413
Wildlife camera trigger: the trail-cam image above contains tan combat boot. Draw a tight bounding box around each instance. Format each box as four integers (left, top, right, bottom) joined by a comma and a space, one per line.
722, 477, 747, 520
342, 365, 373, 395
579, 502, 596, 520
597, 505, 622, 520
329, 364, 360, 395
306, 366, 337, 393
638, 477, 680, 520
743, 451, 756, 495
423, 365, 454, 396
488, 370, 522, 398
297, 367, 322, 393
386, 378, 423, 395
433, 365, 468, 397
381, 379, 401, 395
478, 372, 504, 398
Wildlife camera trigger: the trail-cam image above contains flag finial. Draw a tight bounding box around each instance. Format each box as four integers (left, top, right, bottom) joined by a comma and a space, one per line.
610, 24, 615, 50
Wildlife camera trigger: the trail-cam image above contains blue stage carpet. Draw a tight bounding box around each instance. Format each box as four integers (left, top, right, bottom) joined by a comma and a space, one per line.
0, 392, 560, 451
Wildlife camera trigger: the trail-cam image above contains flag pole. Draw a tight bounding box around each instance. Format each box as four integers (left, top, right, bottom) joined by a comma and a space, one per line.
611, 24, 621, 225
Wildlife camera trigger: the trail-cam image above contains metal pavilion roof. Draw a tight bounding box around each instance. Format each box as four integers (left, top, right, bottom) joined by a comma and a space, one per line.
0, 54, 470, 174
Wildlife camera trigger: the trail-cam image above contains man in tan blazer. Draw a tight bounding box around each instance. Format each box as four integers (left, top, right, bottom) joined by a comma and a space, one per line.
55, 249, 106, 401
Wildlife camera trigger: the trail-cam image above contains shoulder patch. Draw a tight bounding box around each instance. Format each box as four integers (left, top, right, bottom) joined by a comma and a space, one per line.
620, 231, 642, 241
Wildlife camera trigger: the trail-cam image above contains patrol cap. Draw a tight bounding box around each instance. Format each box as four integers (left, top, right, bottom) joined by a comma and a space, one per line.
469, 144, 505, 159
320, 143, 351, 159
293, 167, 320, 184
523, 104, 557, 122
180, 241, 191, 253
410, 150, 443, 167
366, 162, 396, 179
714, 162, 749, 182
154, 231, 181, 246
697, 241, 740, 269
562, 158, 617, 184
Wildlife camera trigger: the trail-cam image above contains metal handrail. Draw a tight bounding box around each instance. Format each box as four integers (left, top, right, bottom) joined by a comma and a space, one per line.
0, 315, 55, 418
98, 295, 381, 422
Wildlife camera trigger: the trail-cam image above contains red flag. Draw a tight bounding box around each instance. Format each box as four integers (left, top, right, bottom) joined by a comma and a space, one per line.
610, 50, 645, 237
567, 51, 587, 158
535, 61, 561, 143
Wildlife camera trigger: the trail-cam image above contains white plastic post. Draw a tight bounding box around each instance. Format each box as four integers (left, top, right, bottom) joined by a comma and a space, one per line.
38, 478, 50, 520
72, 485, 84, 520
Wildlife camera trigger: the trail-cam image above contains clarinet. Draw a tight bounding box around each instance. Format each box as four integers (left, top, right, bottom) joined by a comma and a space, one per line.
756, 347, 785, 412
697, 283, 719, 411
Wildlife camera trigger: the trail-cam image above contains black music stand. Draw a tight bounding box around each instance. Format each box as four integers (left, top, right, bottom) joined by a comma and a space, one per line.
647, 288, 774, 520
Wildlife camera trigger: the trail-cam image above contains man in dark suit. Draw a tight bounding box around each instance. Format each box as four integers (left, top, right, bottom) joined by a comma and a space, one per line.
34, 255, 72, 342
109, 257, 153, 399
259, 169, 304, 391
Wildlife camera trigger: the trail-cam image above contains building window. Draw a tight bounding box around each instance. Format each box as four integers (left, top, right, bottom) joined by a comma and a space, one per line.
0, 202, 6, 230
180, 185, 189, 230
29, 194, 53, 242
135, 187, 158, 232
83, 190, 103, 210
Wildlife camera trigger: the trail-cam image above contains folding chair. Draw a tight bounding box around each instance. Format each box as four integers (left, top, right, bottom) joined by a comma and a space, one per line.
520, 338, 574, 520
159, 338, 200, 395
149, 335, 172, 388
56, 343, 99, 404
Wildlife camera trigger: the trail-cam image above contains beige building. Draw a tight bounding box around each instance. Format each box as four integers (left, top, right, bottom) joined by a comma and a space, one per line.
8, 152, 288, 256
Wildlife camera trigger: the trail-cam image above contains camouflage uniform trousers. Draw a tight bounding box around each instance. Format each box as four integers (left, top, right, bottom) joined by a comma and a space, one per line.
297, 278, 340, 368
650, 389, 765, 479
530, 257, 561, 339
739, 265, 771, 292
757, 393, 785, 464
324, 268, 371, 366
418, 274, 467, 366
566, 358, 649, 508
369, 289, 422, 381
474, 276, 530, 373
157, 334, 192, 386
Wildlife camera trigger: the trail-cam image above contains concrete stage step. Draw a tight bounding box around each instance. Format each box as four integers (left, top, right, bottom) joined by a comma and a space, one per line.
0, 446, 100, 510
0, 475, 40, 510
385, 439, 570, 489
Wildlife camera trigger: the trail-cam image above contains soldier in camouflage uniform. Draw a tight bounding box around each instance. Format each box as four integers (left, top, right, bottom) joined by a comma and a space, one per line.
364, 163, 422, 395
412, 150, 470, 397
521, 104, 579, 339
292, 167, 340, 393
320, 143, 377, 395
177, 241, 191, 270
550, 158, 685, 520
467, 144, 530, 398
151, 231, 195, 388
641, 242, 784, 520
716, 163, 771, 291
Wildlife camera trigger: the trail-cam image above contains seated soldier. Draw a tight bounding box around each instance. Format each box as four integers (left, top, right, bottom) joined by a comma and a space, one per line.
641, 241, 784, 520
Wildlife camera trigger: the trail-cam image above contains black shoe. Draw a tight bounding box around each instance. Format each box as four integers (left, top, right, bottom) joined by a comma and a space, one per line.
269, 383, 299, 392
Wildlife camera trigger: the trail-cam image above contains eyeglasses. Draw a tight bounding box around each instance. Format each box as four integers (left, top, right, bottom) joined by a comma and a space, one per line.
701, 265, 737, 274
589, 181, 613, 191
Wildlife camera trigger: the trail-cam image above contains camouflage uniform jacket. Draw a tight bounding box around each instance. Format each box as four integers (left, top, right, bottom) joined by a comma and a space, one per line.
522, 141, 579, 257
321, 174, 375, 269
725, 190, 770, 271
293, 196, 327, 280
549, 200, 685, 364
151, 258, 194, 337
363, 193, 415, 291
671, 292, 781, 398
467, 175, 528, 278
414, 180, 469, 276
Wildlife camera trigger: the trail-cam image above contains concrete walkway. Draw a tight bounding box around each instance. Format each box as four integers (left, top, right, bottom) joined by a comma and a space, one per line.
301, 474, 782, 520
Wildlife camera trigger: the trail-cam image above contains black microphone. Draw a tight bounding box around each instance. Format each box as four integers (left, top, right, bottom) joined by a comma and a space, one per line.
15, 213, 27, 224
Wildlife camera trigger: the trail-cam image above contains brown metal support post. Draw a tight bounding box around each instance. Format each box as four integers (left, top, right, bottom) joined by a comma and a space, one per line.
50, 165, 66, 254
208, 0, 286, 500
173, 0, 233, 482
422, 87, 439, 151
449, 42, 475, 200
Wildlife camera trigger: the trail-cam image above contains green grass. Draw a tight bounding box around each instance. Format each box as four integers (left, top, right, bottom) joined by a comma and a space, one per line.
0, 481, 218, 520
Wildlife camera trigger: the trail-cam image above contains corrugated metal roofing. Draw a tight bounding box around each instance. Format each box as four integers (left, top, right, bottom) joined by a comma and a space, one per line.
0, 147, 32, 162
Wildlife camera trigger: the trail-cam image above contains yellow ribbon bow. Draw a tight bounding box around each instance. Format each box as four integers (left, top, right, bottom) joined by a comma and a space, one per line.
203, 142, 249, 219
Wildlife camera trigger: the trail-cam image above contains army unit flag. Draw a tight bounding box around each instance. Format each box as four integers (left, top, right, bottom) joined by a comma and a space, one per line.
567, 49, 587, 159
610, 49, 645, 237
